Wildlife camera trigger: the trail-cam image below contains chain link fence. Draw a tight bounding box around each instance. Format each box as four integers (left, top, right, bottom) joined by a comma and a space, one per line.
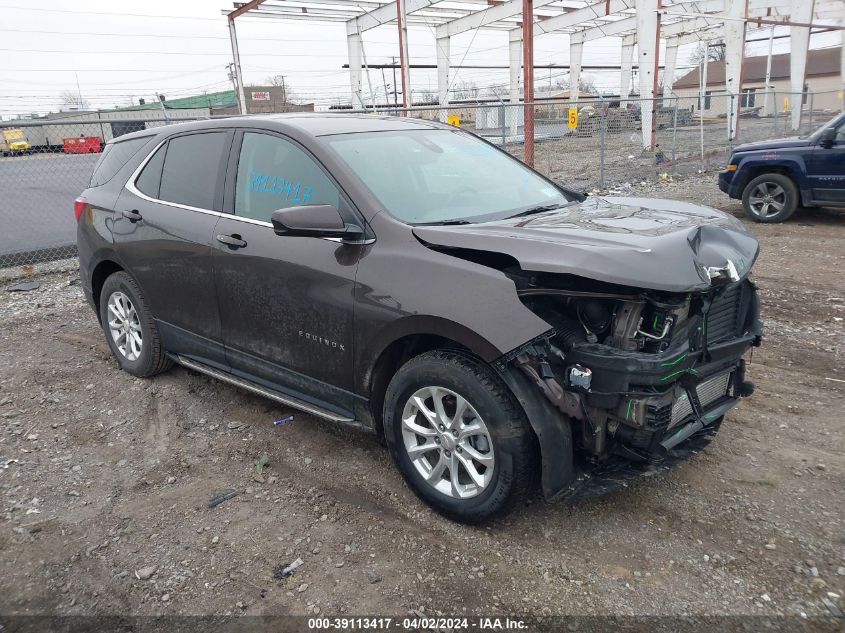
1, 90, 842, 269
0, 115, 205, 269
384, 90, 842, 191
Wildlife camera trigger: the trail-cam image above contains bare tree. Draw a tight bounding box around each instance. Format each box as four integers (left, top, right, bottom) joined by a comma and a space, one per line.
549, 76, 599, 95
688, 39, 727, 66
59, 89, 89, 110
451, 80, 481, 101
485, 83, 509, 99
264, 75, 296, 103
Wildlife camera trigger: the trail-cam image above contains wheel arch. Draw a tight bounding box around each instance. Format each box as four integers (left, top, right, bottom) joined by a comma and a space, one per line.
361, 316, 506, 438
90, 258, 125, 322
737, 160, 804, 194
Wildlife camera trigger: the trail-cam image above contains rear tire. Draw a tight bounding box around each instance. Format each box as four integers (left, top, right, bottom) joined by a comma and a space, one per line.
383, 350, 537, 523
741, 173, 798, 223
99, 272, 172, 378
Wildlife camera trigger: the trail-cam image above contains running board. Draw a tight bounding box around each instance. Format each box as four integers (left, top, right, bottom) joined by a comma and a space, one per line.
173, 354, 354, 424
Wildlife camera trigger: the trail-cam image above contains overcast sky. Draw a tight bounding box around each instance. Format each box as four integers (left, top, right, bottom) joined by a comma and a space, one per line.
0, 0, 840, 117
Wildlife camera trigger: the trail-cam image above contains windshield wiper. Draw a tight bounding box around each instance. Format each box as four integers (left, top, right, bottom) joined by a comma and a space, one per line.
506, 202, 571, 219
414, 219, 473, 226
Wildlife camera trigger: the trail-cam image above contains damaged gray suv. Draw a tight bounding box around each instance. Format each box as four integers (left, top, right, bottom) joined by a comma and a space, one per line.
76, 114, 761, 522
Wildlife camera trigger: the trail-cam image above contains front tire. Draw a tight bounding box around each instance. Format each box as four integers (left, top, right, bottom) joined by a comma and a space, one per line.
383, 350, 537, 523
99, 272, 172, 378
741, 173, 798, 223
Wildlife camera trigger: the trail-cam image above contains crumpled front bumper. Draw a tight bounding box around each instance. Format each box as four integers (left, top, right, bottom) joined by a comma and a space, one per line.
497, 297, 761, 501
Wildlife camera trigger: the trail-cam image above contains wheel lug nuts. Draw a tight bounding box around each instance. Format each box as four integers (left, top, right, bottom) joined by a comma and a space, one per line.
435, 437, 440, 444
456, 446, 462, 453
438, 424, 445, 431
444, 450, 451, 457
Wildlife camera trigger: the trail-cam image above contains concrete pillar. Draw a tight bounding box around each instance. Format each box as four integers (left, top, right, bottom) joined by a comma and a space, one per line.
635, 0, 659, 149
397, 0, 412, 110
347, 32, 365, 109
663, 41, 678, 106
789, 0, 815, 131
436, 36, 450, 122
723, 0, 747, 140
569, 35, 583, 102
841, 27, 845, 112
228, 18, 247, 115
620, 35, 635, 101
509, 32, 522, 137
762, 27, 775, 116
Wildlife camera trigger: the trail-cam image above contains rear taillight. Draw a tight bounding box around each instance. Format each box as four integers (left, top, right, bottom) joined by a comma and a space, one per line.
74, 196, 86, 222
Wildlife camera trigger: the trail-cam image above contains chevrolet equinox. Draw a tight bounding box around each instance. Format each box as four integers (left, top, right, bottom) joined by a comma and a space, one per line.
76, 115, 762, 522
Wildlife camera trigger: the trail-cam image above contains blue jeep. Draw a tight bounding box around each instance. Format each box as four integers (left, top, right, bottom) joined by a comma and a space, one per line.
719, 112, 845, 222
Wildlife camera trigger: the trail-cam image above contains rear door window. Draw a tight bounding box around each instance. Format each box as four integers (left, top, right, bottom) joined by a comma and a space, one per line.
234, 132, 339, 223
135, 143, 166, 198
90, 136, 152, 187
159, 132, 229, 211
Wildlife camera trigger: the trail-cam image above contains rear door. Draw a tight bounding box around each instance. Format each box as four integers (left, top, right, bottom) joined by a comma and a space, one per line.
211, 130, 361, 416
114, 130, 233, 368
806, 121, 845, 204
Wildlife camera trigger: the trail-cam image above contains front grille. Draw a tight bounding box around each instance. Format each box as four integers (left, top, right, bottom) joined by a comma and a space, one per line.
706, 282, 747, 345
664, 372, 733, 427
697, 372, 731, 408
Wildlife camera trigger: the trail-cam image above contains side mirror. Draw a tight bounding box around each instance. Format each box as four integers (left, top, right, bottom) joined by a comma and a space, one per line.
820, 127, 837, 146
271, 205, 363, 240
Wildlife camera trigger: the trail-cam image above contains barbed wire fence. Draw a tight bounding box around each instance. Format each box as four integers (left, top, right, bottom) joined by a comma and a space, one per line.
1, 90, 841, 269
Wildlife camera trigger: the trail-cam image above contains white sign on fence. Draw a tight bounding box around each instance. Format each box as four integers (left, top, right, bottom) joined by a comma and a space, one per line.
251, 91, 271, 101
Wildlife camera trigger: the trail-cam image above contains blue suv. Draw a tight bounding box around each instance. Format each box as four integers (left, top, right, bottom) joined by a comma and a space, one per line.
719, 112, 845, 222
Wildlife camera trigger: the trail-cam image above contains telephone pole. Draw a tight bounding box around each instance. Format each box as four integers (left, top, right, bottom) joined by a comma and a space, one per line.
390, 57, 398, 107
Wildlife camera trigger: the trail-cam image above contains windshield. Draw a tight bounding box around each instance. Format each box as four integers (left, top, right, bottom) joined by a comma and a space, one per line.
804, 111, 845, 140
323, 128, 575, 224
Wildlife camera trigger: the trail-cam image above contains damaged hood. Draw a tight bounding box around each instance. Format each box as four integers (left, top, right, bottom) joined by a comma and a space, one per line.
412, 196, 759, 293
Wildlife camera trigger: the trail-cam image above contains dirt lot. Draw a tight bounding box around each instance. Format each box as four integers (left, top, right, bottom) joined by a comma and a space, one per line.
1, 176, 844, 623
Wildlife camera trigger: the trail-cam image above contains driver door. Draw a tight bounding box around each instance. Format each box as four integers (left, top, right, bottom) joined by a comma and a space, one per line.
806, 122, 845, 204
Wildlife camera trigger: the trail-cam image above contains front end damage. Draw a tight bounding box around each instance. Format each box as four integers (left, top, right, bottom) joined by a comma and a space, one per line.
496, 272, 762, 502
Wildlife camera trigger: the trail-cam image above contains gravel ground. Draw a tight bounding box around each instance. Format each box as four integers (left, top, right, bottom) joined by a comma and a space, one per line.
1, 175, 844, 623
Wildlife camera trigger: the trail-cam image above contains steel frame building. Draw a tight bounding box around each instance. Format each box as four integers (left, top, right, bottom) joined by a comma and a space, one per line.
223, 0, 844, 163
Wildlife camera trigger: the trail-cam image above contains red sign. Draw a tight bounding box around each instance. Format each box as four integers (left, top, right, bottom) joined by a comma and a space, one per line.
251, 91, 271, 101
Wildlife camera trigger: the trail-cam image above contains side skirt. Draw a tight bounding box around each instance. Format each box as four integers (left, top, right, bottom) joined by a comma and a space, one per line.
171, 353, 368, 430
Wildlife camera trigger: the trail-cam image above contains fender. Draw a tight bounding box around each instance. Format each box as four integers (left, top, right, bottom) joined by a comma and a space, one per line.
357, 314, 511, 396
734, 154, 809, 192
494, 358, 576, 500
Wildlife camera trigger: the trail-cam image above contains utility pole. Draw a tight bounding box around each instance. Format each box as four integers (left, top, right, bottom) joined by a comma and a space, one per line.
74, 72, 85, 110
158, 93, 169, 122
391, 57, 399, 107
280, 75, 287, 104
381, 68, 389, 106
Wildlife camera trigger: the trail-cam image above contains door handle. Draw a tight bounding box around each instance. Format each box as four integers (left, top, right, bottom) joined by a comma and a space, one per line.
216, 233, 247, 249
122, 209, 143, 223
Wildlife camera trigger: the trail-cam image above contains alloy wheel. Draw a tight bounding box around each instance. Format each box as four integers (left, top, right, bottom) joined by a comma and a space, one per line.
747, 182, 786, 218
401, 386, 495, 499
107, 291, 143, 361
